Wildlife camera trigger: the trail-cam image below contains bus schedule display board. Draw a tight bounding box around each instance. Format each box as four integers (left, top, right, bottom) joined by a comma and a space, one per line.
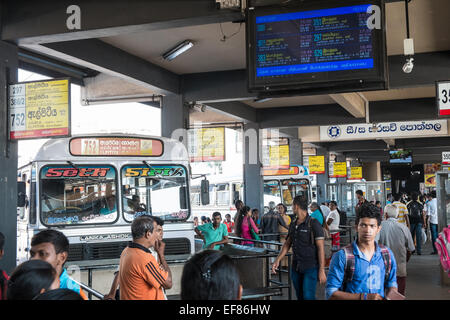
246, 0, 387, 95
8, 78, 71, 140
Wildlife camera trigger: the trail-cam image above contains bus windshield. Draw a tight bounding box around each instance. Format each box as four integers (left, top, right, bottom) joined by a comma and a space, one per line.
40, 165, 118, 226
121, 165, 189, 222
281, 179, 310, 206
264, 180, 282, 206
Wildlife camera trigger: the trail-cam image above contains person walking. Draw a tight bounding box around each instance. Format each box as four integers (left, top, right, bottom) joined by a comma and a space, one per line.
355, 190, 369, 219
376, 204, 415, 296
426, 191, 438, 255
235, 206, 259, 247
320, 202, 331, 220
392, 193, 410, 228
407, 193, 425, 255
195, 212, 229, 250
118, 216, 172, 300
277, 203, 291, 267
326, 202, 398, 300
327, 201, 341, 253
272, 196, 326, 300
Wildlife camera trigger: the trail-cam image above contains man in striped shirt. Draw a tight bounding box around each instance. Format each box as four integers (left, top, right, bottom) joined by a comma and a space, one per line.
119, 216, 172, 300
392, 193, 410, 228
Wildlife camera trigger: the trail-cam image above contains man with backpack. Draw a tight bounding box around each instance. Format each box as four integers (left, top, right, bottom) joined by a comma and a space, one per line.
407, 192, 426, 255
326, 202, 398, 300
272, 196, 326, 300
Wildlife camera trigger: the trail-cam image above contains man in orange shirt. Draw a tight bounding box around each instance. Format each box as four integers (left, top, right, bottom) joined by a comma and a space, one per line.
119, 216, 172, 300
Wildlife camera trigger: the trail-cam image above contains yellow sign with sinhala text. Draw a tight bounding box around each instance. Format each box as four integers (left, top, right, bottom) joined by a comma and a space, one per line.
349, 166, 362, 180
309, 156, 325, 174
330, 162, 347, 178
9, 79, 70, 140
269, 144, 289, 169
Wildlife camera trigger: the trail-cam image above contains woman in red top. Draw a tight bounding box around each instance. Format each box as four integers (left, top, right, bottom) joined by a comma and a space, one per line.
235, 206, 259, 247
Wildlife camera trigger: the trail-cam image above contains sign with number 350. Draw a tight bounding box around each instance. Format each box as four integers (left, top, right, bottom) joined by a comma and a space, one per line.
437, 81, 450, 116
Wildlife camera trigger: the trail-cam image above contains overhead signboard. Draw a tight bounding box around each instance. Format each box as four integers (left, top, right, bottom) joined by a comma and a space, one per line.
329, 162, 347, 178
188, 127, 225, 162
8, 78, 70, 140
320, 119, 448, 141
70, 137, 163, 157
437, 80, 450, 116
348, 166, 363, 180
268, 144, 290, 169
309, 155, 325, 174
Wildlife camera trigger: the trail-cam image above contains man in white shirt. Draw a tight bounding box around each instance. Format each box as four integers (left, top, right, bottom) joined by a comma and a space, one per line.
426, 191, 438, 255
377, 204, 415, 296
320, 202, 331, 220
326, 201, 340, 253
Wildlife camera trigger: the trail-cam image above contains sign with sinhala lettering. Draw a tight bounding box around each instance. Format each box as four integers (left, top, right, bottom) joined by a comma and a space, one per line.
8, 79, 70, 140
309, 156, 325, 174
320, 120, 447, 141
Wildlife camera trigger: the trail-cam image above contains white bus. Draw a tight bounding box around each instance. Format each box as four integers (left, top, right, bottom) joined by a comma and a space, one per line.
16, 135, 194, 295
190, 165, 312, 219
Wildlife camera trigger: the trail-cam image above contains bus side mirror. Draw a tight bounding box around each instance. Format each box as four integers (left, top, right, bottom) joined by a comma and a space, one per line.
201, 179, 210, 205
179, 186, 188, 210
17, 181, 26, 207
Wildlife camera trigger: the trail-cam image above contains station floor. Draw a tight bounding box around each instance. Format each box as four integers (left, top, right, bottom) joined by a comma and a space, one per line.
274, 241, 450, 300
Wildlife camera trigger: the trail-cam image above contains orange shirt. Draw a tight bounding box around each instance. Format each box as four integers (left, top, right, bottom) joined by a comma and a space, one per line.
118, 243, 168, 300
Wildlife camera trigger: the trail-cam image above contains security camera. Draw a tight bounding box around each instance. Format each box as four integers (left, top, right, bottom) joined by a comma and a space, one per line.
402, 57, 414, 73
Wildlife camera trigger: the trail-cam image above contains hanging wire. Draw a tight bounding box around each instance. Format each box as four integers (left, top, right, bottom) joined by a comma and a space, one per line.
219, 22, 243, 42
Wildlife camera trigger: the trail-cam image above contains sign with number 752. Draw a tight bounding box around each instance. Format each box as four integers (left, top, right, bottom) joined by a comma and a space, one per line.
437, 81, 450, 116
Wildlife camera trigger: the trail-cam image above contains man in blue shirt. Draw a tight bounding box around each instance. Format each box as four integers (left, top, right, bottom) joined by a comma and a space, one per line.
326, 202, 398, 300
30, 230, 86, 299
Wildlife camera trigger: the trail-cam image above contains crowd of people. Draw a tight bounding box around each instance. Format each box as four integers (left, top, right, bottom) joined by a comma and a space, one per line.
0, 188, 439, 300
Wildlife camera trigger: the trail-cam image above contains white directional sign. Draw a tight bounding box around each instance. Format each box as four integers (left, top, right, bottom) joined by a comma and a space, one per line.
437, 81, 450, 116
320, 120, 448, 142
443, 152, 450, 165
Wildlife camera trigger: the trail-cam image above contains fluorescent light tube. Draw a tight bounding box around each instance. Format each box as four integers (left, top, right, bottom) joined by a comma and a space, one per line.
162, 40, 194, 61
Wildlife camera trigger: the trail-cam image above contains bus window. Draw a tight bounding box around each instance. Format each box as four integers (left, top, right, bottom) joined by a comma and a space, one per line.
264, 180, 281, 206
122, 165, 189, 222
40, 165, 118, 226
216, 183, 230, 206
281, 179, 309, 206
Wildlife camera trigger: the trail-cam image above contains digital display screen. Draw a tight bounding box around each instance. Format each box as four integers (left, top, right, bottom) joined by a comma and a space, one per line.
389, 150, 412, 164
247, 0, 386, 94
255, 5, 373, 77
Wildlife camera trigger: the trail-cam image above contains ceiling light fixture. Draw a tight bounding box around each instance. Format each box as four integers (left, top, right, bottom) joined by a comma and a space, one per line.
162, 40, 194, 61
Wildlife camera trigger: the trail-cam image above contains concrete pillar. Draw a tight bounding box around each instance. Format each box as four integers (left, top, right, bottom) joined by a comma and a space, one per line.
316, 147, 329, 205
243, 122, 263, 212
280, 128, 302, 166
363, 162, 382, 181
0, 41, 19, 273
161, 94, 188, 145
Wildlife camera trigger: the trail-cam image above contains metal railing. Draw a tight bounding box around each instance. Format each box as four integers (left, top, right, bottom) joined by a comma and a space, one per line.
228, 234, 292, 300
